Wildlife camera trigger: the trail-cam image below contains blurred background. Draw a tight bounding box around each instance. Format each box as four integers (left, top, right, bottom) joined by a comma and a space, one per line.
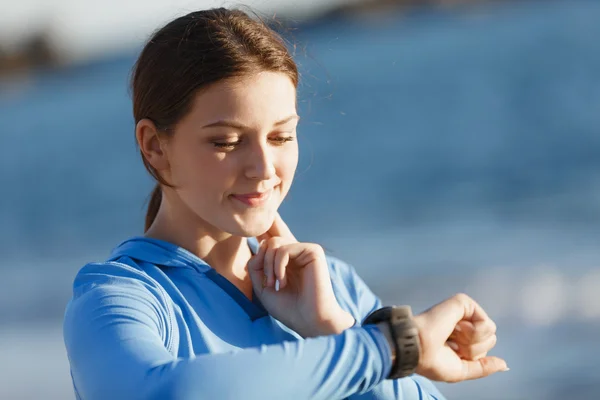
1, 0, 599, 398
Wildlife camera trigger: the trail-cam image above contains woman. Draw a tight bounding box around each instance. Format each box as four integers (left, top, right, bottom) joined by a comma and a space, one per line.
63, 8, 507, 400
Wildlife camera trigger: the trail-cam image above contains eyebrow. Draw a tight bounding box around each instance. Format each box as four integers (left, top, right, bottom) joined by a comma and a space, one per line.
201, 114, 300, 130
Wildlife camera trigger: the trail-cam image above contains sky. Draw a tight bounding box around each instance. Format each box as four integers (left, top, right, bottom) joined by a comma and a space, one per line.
0, 0, 356, 61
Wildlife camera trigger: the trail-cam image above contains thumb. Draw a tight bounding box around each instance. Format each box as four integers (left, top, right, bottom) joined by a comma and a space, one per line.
257, 212, 296, 243
460, 356, 509, 381
256, 232, 271, 244
271, 212, 296, 242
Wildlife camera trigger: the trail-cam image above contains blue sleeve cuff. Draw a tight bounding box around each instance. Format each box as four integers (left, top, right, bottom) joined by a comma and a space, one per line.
362, 324, 393, 379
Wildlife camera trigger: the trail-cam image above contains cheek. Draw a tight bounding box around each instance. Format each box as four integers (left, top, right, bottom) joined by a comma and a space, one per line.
169, 144, 226, 189
278, 147, 299, 184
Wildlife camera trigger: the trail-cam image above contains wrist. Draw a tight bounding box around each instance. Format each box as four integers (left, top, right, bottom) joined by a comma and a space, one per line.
412, 314, 429, 377
311, 308, 355, 337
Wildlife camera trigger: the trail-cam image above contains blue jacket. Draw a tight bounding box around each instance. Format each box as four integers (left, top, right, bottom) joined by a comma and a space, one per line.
63, 236, 446, 400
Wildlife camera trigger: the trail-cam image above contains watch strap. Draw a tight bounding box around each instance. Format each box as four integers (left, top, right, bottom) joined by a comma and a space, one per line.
363, 306, 421, 379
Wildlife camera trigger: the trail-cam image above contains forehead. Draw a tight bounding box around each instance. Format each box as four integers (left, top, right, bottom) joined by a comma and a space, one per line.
184, 71, 297, 128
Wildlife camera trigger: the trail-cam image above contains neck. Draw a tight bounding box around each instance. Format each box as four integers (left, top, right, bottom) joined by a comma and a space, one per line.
144, 194, 252, 281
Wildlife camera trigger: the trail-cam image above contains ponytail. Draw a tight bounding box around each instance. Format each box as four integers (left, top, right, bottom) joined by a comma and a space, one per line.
145, 184, 162, 232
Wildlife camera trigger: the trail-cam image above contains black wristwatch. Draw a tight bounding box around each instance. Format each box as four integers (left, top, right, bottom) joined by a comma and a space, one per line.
363, 306, 421, 379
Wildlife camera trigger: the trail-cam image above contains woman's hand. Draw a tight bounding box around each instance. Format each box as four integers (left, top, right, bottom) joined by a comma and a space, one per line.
414, 293, 508, 383
247, 213, 354, 338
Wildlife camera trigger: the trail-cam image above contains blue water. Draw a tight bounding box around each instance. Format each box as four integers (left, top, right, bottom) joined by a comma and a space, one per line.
1, 1, 600, 399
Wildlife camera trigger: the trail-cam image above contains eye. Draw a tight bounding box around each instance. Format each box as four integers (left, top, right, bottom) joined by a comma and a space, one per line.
270, 136, 295, 145
213, 140, 242, 150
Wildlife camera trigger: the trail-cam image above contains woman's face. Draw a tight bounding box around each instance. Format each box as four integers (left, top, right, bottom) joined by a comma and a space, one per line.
161, 71, 299, 237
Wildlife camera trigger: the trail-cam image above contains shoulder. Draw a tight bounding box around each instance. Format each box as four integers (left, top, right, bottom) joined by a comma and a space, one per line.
70, 258, 166, 302
64, 258, 174, 349
65, 258, 173, 334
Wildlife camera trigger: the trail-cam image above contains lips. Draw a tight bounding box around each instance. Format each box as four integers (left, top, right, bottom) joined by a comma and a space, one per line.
230, 190, 272, 207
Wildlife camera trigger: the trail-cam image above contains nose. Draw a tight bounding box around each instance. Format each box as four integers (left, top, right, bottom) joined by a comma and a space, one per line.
244, 140, 276, 180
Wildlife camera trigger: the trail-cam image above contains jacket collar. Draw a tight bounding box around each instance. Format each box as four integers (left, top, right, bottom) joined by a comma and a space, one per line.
108, 236, 260, 273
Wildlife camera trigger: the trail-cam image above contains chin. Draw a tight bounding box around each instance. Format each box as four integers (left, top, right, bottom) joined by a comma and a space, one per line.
228, 212, 275, 238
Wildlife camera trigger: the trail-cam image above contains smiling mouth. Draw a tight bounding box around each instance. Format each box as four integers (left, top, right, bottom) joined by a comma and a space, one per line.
230, 189, 272, 207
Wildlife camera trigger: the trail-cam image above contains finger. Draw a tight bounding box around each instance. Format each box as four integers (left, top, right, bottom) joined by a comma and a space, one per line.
257, 212, 297, 243
256, 232, 271, 244
270, 212, 297, 241
273, 247, 290, 290
263, 242, 276, 288
434, 293, 493, 338
460, 356, 508, 381
281, 242, 324, 266
417, 294, 473, 340
460, 295, 494, 329
452, 334, 497, 361
451, 319, 496, 345
264, 238, 285, 288
469, 335, 497, 361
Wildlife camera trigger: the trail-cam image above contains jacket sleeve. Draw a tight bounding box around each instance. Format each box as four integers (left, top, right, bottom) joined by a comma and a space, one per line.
327, 257, 447, 400
63, 264, 393, 400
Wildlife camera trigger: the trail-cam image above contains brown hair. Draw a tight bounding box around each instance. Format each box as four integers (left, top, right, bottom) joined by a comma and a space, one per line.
130, 8, 299, 231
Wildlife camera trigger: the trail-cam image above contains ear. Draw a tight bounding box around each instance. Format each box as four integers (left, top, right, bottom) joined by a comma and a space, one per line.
135, 119, 170, 171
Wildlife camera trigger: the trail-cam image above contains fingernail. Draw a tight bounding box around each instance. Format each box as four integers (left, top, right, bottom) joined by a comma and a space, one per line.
502, 367, 510, 372
447, 341, 459, 351
275, 279, 280, 292
455, 325, 462, 332
262, 275, 267, 288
